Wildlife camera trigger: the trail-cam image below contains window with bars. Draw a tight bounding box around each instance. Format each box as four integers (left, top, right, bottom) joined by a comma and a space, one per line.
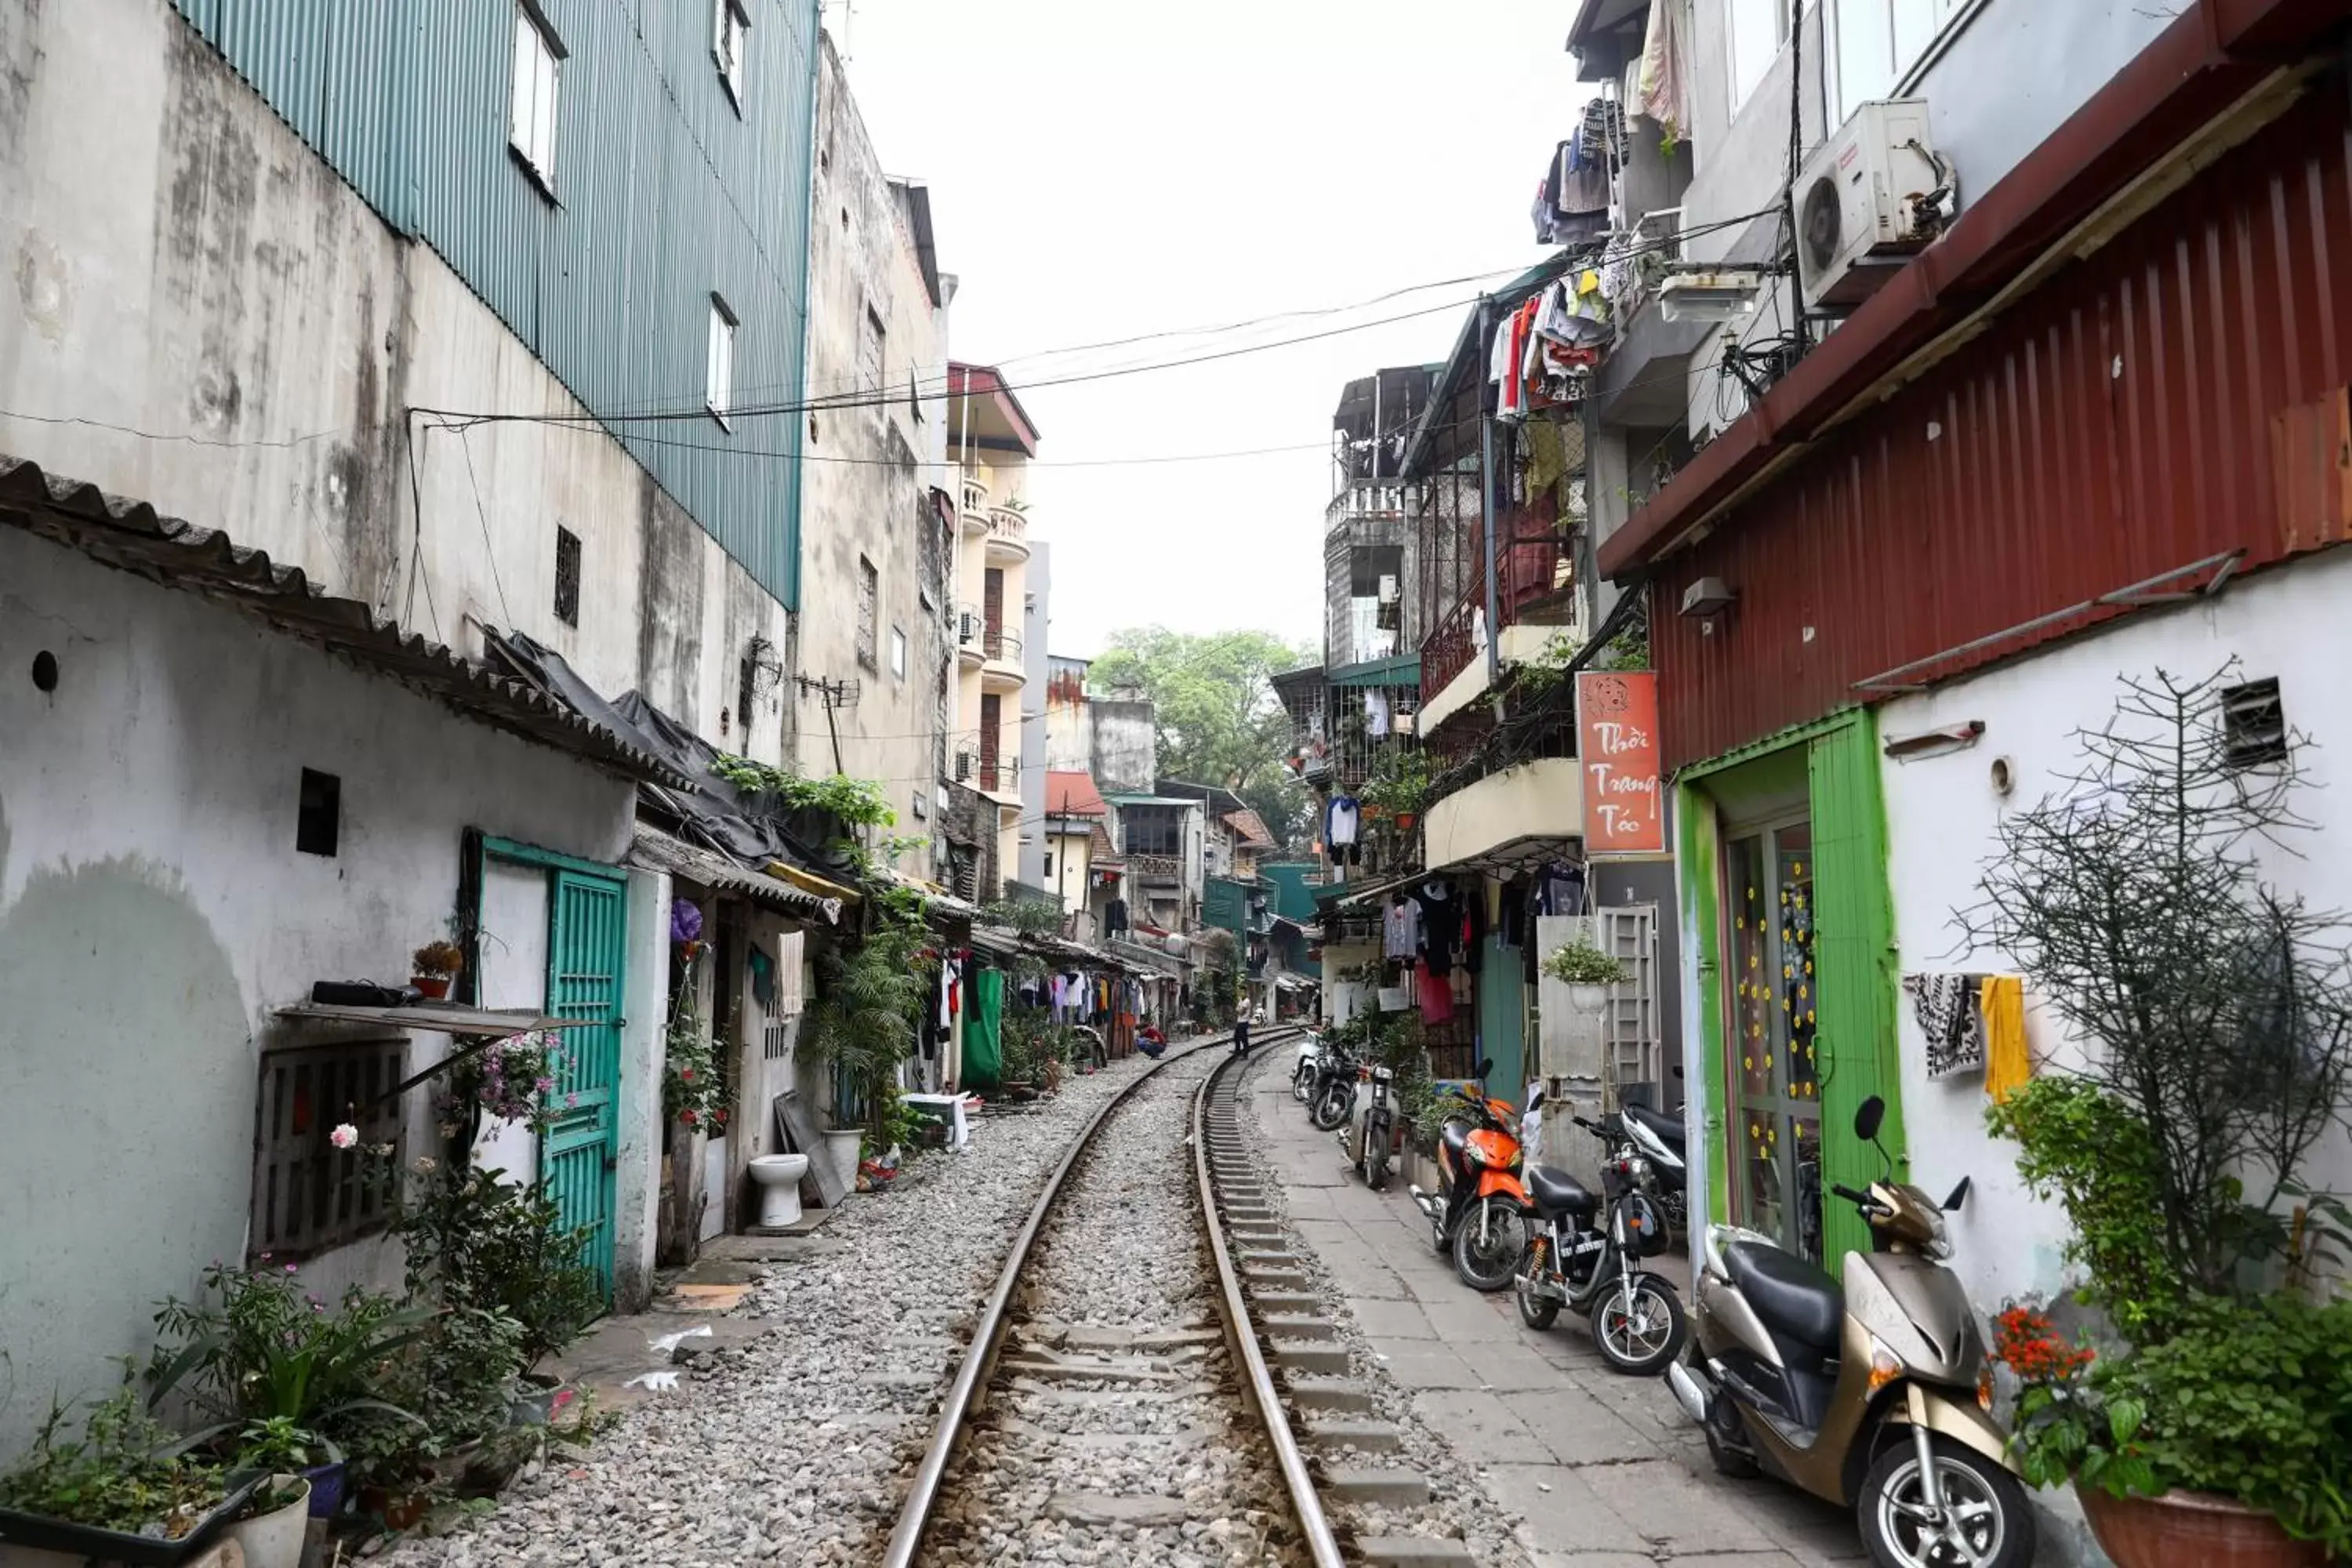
856, 557, 879, 670
250, 1040, 408, 1260
2223, 677, 2287, 769
554, 525, 581, 626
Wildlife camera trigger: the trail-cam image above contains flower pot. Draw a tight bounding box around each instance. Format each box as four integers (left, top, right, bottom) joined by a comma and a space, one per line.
0, 1474, 262, 1566
411, 975, 451, 1000
225, 1475, 310, 1568
300, 1461, 345, 1520
1395, 812, 1418, 831
1566, 982, 1610, 1012
2078, 1484, 2331, 1568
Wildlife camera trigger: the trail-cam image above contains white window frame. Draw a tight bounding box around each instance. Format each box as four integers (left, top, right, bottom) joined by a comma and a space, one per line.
889, 625, 908, 681
713, 0, 750, 107
706, 294, 738, 426
1726, 0, 1793, 115
1826, 0, 1982, 125
510, 2, 564, 194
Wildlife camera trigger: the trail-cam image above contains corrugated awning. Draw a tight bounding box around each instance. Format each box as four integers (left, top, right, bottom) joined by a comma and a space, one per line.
1329, 655, 1421, 688
0, 456, 690, 788
626, 826, 840, 924
1318, 868, 1428, 909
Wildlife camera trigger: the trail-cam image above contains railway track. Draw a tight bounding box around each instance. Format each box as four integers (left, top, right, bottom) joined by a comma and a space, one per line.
880, 1032, 1480, 1568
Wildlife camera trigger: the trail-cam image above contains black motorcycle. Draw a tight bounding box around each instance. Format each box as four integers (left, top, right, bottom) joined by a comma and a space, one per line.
1512, 1115, 1688, 1375
1308, 1040, 1360, 1131
1617, 1098, 1690, 1237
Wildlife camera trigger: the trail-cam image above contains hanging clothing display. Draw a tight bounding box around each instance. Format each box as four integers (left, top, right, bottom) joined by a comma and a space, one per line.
1905, 973, 1990, 1080
1637, 0, 1689, 138
1105, 897, 1129, 935
962, 968, 1005, 1093
777, 931, 807, 1014
1981, 977, 2031, 1103
1383, 895, 1423, 961
1417, 959, 1454, 1025
1365, 688, 1391, 739
1415, 881, 1458, 971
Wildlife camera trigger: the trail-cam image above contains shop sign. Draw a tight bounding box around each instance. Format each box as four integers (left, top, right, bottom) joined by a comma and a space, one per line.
1577, 671, 1664, 855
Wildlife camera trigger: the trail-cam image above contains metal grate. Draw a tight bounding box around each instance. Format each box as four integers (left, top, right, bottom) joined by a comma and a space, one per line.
2222, 677, 2287, 769
250, 1039, 408, 1260
554, 525, 581, 626
763, 1018, 793, 1062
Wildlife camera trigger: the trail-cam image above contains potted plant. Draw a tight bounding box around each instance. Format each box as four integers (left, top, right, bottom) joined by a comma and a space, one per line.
1958, 667, 2352, 1565
807, 887, 933, 1189
220, 1421, 314, 1568
410, 940, 464, 1000
1542, 938, 1630, 1012
0, 1381, 260, 1566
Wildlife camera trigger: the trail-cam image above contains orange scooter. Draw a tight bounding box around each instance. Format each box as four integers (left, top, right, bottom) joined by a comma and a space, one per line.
1407, 1059, 1528, 1291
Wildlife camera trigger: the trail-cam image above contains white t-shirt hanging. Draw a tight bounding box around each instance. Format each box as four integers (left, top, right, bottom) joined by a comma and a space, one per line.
1327, 795, 1361, 848
1365, 689, 1391, 739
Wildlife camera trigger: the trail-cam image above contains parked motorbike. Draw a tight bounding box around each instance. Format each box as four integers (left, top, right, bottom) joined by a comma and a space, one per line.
1290, 1029, 1322, 1103
1617, 1099, 1690, 1238
1407, 1062, 1528, 1291
1338, 1058, 1397, 1191
1513, 1116, 1688, 1375
1666, 1095, 2033, 1568
1308, 1040, 1361, 1132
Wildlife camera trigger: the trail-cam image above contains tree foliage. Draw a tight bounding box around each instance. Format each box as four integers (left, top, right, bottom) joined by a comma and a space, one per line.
1089, 626, 1316, 848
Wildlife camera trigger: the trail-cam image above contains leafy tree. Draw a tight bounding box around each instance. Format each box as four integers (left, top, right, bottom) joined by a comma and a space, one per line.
1090, 627, 1316, 847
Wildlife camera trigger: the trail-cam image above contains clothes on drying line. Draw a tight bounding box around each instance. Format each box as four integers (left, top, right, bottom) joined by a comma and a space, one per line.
1364, 688, 1391, 739
1982, 976, 2031, 1104
1383, 895, 1423, 961
1906, 972, 1990, 1080
1104, 896, 1129, 935
1326, 793, 1361, 849
1414, 880, 1460, 971
1637, 0, 1690, 136
1417, 958, 1454, 1025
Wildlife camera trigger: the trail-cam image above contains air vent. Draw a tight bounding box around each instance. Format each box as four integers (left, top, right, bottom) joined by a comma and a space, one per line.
1801, 176, 1842, 275
2222, 678, 2286, 769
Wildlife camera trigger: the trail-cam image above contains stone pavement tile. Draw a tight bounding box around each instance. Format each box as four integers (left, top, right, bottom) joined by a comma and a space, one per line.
1565, 1367, 1706, 1455
1500, 1388, 1654, 1468
1417, 1294, 1526, 1343
1483, 1463, 1650, 1557
1373, 1344, 1487, 1389
1581, 1460, 1773, 1557
1281, 1185, 1343, 1218
1655, 1555, 1812, 1568
1457, 1337, 1566, 1389
1322, 1261, 1413, 1301
1293, 1218, 1360, 1248
1740, 1484, 1870, 1563
1528, 1555, 1661, 1568
1349, 1298, 1438, 1339
1408, 1388, 1533, 1449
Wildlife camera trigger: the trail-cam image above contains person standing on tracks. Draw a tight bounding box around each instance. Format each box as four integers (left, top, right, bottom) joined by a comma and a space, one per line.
1232, 1014, 1252, 1058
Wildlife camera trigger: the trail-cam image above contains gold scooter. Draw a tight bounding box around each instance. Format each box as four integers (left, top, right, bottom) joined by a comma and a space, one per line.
1664, 1096, 2034, 1568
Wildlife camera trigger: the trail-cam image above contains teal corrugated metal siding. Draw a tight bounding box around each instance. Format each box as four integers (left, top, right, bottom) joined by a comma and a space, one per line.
171, 0, 817, 608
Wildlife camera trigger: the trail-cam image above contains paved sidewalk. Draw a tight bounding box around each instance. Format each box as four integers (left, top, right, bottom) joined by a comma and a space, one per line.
1247, 1060, 1866, 1568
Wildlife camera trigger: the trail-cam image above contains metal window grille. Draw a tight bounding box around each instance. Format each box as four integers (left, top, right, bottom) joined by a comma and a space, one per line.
250, 1039, 408, 1260
856, 557, 879, 670
763, 1017, 792, 1062
554, 525, 581, 626
2222, 678, 2287, 769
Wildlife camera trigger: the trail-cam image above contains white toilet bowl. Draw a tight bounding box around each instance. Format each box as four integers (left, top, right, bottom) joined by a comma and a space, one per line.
748, 1153, 811, 1229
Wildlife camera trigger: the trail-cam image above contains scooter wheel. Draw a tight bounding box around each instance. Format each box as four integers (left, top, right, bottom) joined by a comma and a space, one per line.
1857, 1432, 2035, 1568
1515, 1243, 1560, 1330
1702, 1397, 1759, 1479
1589, 1272, 1688, 1376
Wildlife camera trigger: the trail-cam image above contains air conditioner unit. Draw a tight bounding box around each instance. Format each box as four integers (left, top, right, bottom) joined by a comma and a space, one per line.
1634, 206, 1684, 265
1795, 99, 1945, 314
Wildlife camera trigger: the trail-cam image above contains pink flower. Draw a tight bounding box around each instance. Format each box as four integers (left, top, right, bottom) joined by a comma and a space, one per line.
535, 1076, 556, 1093
329, 1123, 358, 1149
285, 1264, 298, 1275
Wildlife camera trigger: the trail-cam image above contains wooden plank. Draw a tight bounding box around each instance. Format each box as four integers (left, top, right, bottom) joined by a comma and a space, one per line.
774, 1091, 848, 1208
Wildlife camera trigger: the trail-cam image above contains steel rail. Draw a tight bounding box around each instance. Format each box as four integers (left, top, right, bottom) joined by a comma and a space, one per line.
877, 1025, 1306, 1568
1192, 1049, 1348, 1568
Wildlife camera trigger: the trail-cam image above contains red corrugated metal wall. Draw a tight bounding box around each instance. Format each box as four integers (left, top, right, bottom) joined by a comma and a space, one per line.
1655, 86, 2352, 773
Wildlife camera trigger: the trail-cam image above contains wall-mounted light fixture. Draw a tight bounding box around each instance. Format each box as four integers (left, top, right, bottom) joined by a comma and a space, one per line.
1679, 576, 1737, 619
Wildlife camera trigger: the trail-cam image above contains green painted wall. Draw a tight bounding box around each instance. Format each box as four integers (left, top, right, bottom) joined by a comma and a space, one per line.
1475, 935, 1526, 1108
1679, 710, 1904, 1278
169, 0, 821, 608
1259, 862, 1324, 924
1203, 876, 1248, 940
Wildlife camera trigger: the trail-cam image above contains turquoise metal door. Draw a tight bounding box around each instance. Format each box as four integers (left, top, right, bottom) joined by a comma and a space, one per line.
543, 868, 627, 1304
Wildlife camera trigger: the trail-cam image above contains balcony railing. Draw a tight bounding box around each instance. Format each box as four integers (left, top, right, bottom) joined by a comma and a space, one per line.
1127, 851, 1183, 884
983, 626, 1023, 665
986, 507, 1029, 553
961, 477, 989, 517
1421, 510, 1575, 701
956, 746, 1022, 795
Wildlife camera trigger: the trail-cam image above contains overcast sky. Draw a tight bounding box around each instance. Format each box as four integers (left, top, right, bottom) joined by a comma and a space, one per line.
834, 1, 1594, 662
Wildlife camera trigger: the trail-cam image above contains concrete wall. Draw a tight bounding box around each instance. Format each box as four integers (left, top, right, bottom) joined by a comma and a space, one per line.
1045, 659, 1091, 772
1878, 547, 2352, 1313
0, 530, 634, 1454
1017, 541, 1052, 887
1090, 699, 1159, 797
797, 40, 950, 866
0, 0, 795, 764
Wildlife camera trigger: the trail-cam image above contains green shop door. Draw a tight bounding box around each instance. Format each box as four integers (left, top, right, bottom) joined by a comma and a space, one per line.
543, 868, 626, 1304
1722, 819, 1824, 1264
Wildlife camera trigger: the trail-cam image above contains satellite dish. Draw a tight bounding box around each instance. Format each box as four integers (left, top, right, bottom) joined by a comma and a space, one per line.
1802, 176, 1843, 275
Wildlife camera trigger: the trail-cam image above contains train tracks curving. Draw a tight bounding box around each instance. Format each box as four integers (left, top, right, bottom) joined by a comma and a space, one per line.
881, 1033, 1479, 1567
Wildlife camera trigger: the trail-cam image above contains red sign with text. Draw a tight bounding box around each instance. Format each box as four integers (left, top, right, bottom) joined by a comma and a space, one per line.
1577, 671, 1664, 855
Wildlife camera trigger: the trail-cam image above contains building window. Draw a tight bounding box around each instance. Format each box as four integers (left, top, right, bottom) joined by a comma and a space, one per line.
509, 2, 563, 192
250, 1040, 407, 1260
1831, 0, 1970, 122
860, 307, 886, 393
2222, 678, 2287, 770
706, 296, 738, 423
1043, 851, 1054, 879
713, 0, 749, 105
296, 768, 340, 858
554, 525, 582, 626
909, 368, 924, 423
1727, 0, 1792, 113
889, 626, 908, 681
856, 556, 879, 670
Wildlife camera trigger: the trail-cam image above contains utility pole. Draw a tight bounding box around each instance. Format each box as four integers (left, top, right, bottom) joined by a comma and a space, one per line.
795, 674, 851, 774
1478, 294, 1502, 688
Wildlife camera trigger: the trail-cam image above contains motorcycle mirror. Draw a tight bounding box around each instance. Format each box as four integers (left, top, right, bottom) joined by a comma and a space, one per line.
1942, 1175, 1972, 1213
1475, 1057, 1493, 1082
1853, 1095, 1886, 1142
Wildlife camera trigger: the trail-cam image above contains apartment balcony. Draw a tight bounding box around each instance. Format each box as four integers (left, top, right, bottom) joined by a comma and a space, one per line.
1422, 756, 1585, 875
954, 746, 1022, 801
960, 477, 991, 537
956, 603, 985, 669
1127, 851, 1183, 887
985, 506, 1030, 563
980, 626, 1025, 692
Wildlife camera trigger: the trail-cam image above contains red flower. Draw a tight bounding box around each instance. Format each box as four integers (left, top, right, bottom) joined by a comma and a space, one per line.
681, 1067, 695, 1082
682, 1109, 699, 1127
713, 1109, 728, 1126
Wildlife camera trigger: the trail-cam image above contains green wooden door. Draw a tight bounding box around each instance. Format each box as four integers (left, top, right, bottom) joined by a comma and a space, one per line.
543, 868, 627, 1305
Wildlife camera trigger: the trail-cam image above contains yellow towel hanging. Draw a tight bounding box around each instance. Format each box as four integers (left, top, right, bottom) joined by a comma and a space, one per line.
1982, 975, 2030, 1104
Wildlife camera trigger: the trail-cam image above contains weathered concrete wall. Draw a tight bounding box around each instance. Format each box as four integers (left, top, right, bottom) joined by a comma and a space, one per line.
1044, 657, 1091, 773
1017, 541, 1051, 887
0, 530, 634, 1455
1089, 699, 1159, 797
797, 37, 951, 864
0, 0, 792, 761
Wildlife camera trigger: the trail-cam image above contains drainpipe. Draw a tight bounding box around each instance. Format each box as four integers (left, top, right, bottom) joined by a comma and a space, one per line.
1479, 295, 1502, 688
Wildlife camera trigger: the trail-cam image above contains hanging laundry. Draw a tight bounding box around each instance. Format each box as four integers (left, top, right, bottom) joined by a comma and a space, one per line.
1364, 688, 1391, 739
1326, 794, 1362, 858
1905, 972, 1990, 1080
1558, 136, 1610, 217
1383, 895, 1423, 961
1637, 0, 1689, 140
776, 931, 807, 1014
1417, 959, 1454, 1025
1981, 976, 2031, 1104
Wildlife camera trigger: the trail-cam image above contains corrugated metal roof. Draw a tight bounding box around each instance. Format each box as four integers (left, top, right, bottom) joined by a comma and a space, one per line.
1, 455, 688, 787
626, 826, 839, 923
1044, 771, 1110, 817
1650, 88, 2352, 771
1329, 654, 1422, 688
